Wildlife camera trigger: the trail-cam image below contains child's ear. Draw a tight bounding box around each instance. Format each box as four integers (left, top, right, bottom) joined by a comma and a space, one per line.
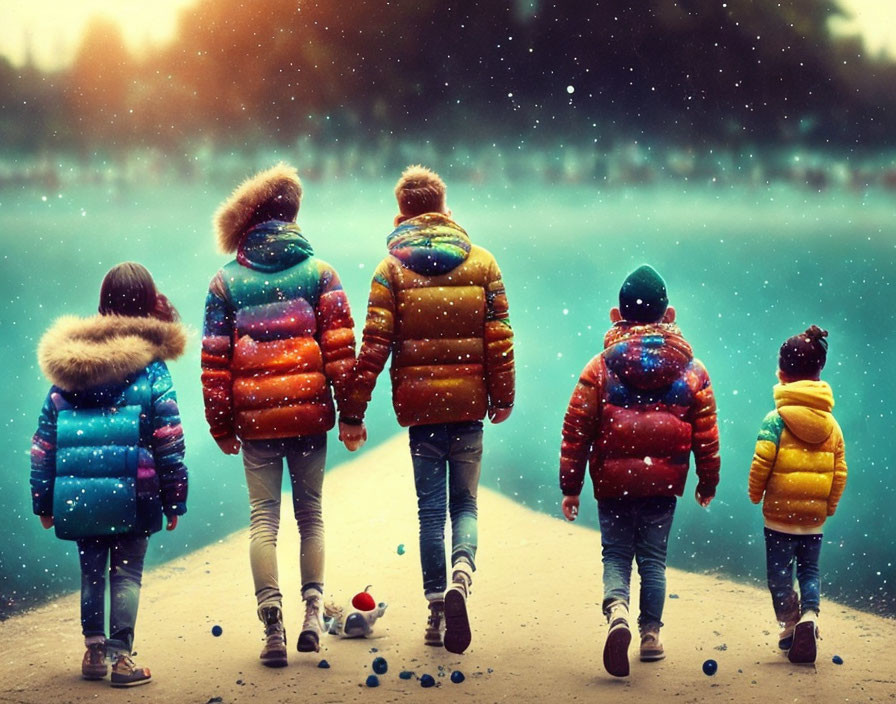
610, 307, 623, 323
662, 306, 676, 323
394, 214, 407, 226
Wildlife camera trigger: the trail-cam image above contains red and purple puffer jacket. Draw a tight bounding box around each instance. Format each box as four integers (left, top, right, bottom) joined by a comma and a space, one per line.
560, 322, 720, 500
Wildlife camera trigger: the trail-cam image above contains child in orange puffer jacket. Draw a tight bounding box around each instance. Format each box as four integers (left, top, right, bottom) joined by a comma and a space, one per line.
748, 325, 847, 664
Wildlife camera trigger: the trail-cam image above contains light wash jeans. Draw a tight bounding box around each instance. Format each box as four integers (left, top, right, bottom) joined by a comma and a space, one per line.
242, 434, 326, 611
408, 421, 483, 597
597, 496, 676, 629
76, 535, 149, 654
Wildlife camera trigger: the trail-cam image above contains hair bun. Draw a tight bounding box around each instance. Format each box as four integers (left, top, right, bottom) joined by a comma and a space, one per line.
804, 325, 828, 341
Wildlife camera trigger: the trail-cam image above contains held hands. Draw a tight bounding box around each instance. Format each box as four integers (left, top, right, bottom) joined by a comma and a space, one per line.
561, 495, 580, 522
488, 406, 512, 424
39, 515, 54, 529
166, 516, 178, 531
339, 421, 367, 452
696, 489, 713, 508
216, 436, 241, 455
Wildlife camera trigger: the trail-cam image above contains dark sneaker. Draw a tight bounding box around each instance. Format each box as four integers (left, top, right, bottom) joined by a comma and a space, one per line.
109, 654, 151, 687
444, 568, 472, 654
259, 605, 288, 668
425, 599, 445, 647
788, 617, 819, 664
603, 602, 632, 677
81, 642, 107, 680
639, 627, 665, 662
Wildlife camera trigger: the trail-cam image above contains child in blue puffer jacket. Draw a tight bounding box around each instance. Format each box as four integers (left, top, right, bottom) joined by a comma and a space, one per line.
30, 262, 189, 687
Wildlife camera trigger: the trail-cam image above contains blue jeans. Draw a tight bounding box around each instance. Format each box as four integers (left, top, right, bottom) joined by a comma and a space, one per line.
765, 527, 822, 619
77, 535, 149, 654
409, 421, 483, 597
242, 435, 327, 609
597, 496, 676, 629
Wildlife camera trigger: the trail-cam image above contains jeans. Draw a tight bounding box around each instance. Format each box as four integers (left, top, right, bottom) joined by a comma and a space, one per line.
409, 421, 483, 597
764, 527, 822, 619
77, 535, 149, 654
597, 496, 676, 629
243, 434, 326, 610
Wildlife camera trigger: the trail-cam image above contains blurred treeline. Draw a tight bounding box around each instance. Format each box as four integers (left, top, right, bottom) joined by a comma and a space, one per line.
2, 0, 895, 153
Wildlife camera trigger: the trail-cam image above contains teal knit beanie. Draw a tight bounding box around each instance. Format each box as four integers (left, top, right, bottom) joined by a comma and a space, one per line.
619, 265, 668, 323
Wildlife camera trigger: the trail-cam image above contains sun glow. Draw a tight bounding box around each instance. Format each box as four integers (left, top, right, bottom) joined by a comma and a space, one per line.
0, 0, 198, 70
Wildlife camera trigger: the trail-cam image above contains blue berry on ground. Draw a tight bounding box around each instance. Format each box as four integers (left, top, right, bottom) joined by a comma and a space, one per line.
211, 625, 223, 637
372, 657, 388, 675
399, 671, 414, 680
420, 674, 436, 688
832, 655, 844, 665
450, 670, 465, 684
702, 659, 718, 676
366, 675, 380, 687
318, 659, 330, 669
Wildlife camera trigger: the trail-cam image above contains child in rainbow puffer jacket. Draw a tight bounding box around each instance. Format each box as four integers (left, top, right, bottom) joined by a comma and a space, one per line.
559, 264, 720, 678
748, 325, 847, 664
201, 163, 360, 667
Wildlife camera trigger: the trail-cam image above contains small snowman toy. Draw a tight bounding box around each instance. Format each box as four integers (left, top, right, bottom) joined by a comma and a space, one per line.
323, 586, 388, 638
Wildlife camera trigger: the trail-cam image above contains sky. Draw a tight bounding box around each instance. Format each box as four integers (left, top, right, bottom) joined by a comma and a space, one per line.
0, 0, 893, 71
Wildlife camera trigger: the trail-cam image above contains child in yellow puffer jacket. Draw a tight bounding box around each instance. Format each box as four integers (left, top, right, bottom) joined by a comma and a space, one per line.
748, 325, 847, 664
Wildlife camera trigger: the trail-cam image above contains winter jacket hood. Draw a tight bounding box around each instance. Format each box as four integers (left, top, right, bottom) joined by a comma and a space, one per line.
214, 162, 303, 253
387, 212, 472, 276
603, 321, 694, 391
38, 314, 187, 392
237, 220, 313, 273
774, 380, 835, 444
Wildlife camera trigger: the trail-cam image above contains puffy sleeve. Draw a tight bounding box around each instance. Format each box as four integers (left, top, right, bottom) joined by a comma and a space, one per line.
148, 361, 188, 517
483, 254, 515, 410
30, 390, 59, 516
201, 270, 236, 439
341, 259, 396, 422
559, 356, 604, 497
827, 423, 847, 515
748, 410, 783, 504
315, 262, 356, 417
689, 359, 721, 498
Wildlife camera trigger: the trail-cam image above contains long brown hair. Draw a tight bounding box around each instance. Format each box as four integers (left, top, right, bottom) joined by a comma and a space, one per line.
98, 262, 179, 322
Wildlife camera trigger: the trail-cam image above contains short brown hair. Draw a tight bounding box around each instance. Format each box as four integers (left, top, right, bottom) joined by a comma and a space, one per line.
394, 164, 447, 218
99, 262, 179, 322
779, 325, 828, 380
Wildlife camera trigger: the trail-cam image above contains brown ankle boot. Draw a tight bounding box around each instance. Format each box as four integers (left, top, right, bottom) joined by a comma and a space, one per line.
639, 626, 665, 662
81, 642, 107, 680
425, 599, 445, 647
109, 653, 151, 687
259, 605, 288, 668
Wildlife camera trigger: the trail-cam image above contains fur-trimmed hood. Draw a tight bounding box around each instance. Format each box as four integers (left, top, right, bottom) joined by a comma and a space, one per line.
38, 314, 187, 392
214, 163, 303, 254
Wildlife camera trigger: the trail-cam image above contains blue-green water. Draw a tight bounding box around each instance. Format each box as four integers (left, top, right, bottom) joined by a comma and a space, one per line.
1, 179, 894, 617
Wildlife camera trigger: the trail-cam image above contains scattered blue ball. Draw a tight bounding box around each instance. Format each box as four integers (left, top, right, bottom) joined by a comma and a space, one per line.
366, 675, 380, 688
397, 543, 406, 555
702, 659, 718, 676
372, 657, 388, 675
211, 625, 223, 637
318, 659, 330, 669
832, 655, 844, 665
399, 670, 414, 680
420, 674, 436, 688
450, 670, 465, 684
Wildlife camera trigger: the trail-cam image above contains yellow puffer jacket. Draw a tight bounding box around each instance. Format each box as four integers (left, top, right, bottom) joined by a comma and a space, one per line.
748, 380, 847, 533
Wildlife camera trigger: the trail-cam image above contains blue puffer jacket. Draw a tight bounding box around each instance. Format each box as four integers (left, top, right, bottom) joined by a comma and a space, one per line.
31, 314, 189, 540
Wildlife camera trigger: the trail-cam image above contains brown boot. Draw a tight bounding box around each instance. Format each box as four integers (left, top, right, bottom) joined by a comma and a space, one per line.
81, 642, 107, 680
639, 626, 665, 662
425, 598, 445, 647
297, 588, 324, 653
109, 653, 151, 687
259, 605, 288, 668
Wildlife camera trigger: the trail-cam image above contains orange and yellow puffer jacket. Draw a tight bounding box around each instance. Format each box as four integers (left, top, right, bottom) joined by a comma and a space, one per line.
748, 380, 847, 533
201, 221, 355, 441
342, 213, 514, 427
